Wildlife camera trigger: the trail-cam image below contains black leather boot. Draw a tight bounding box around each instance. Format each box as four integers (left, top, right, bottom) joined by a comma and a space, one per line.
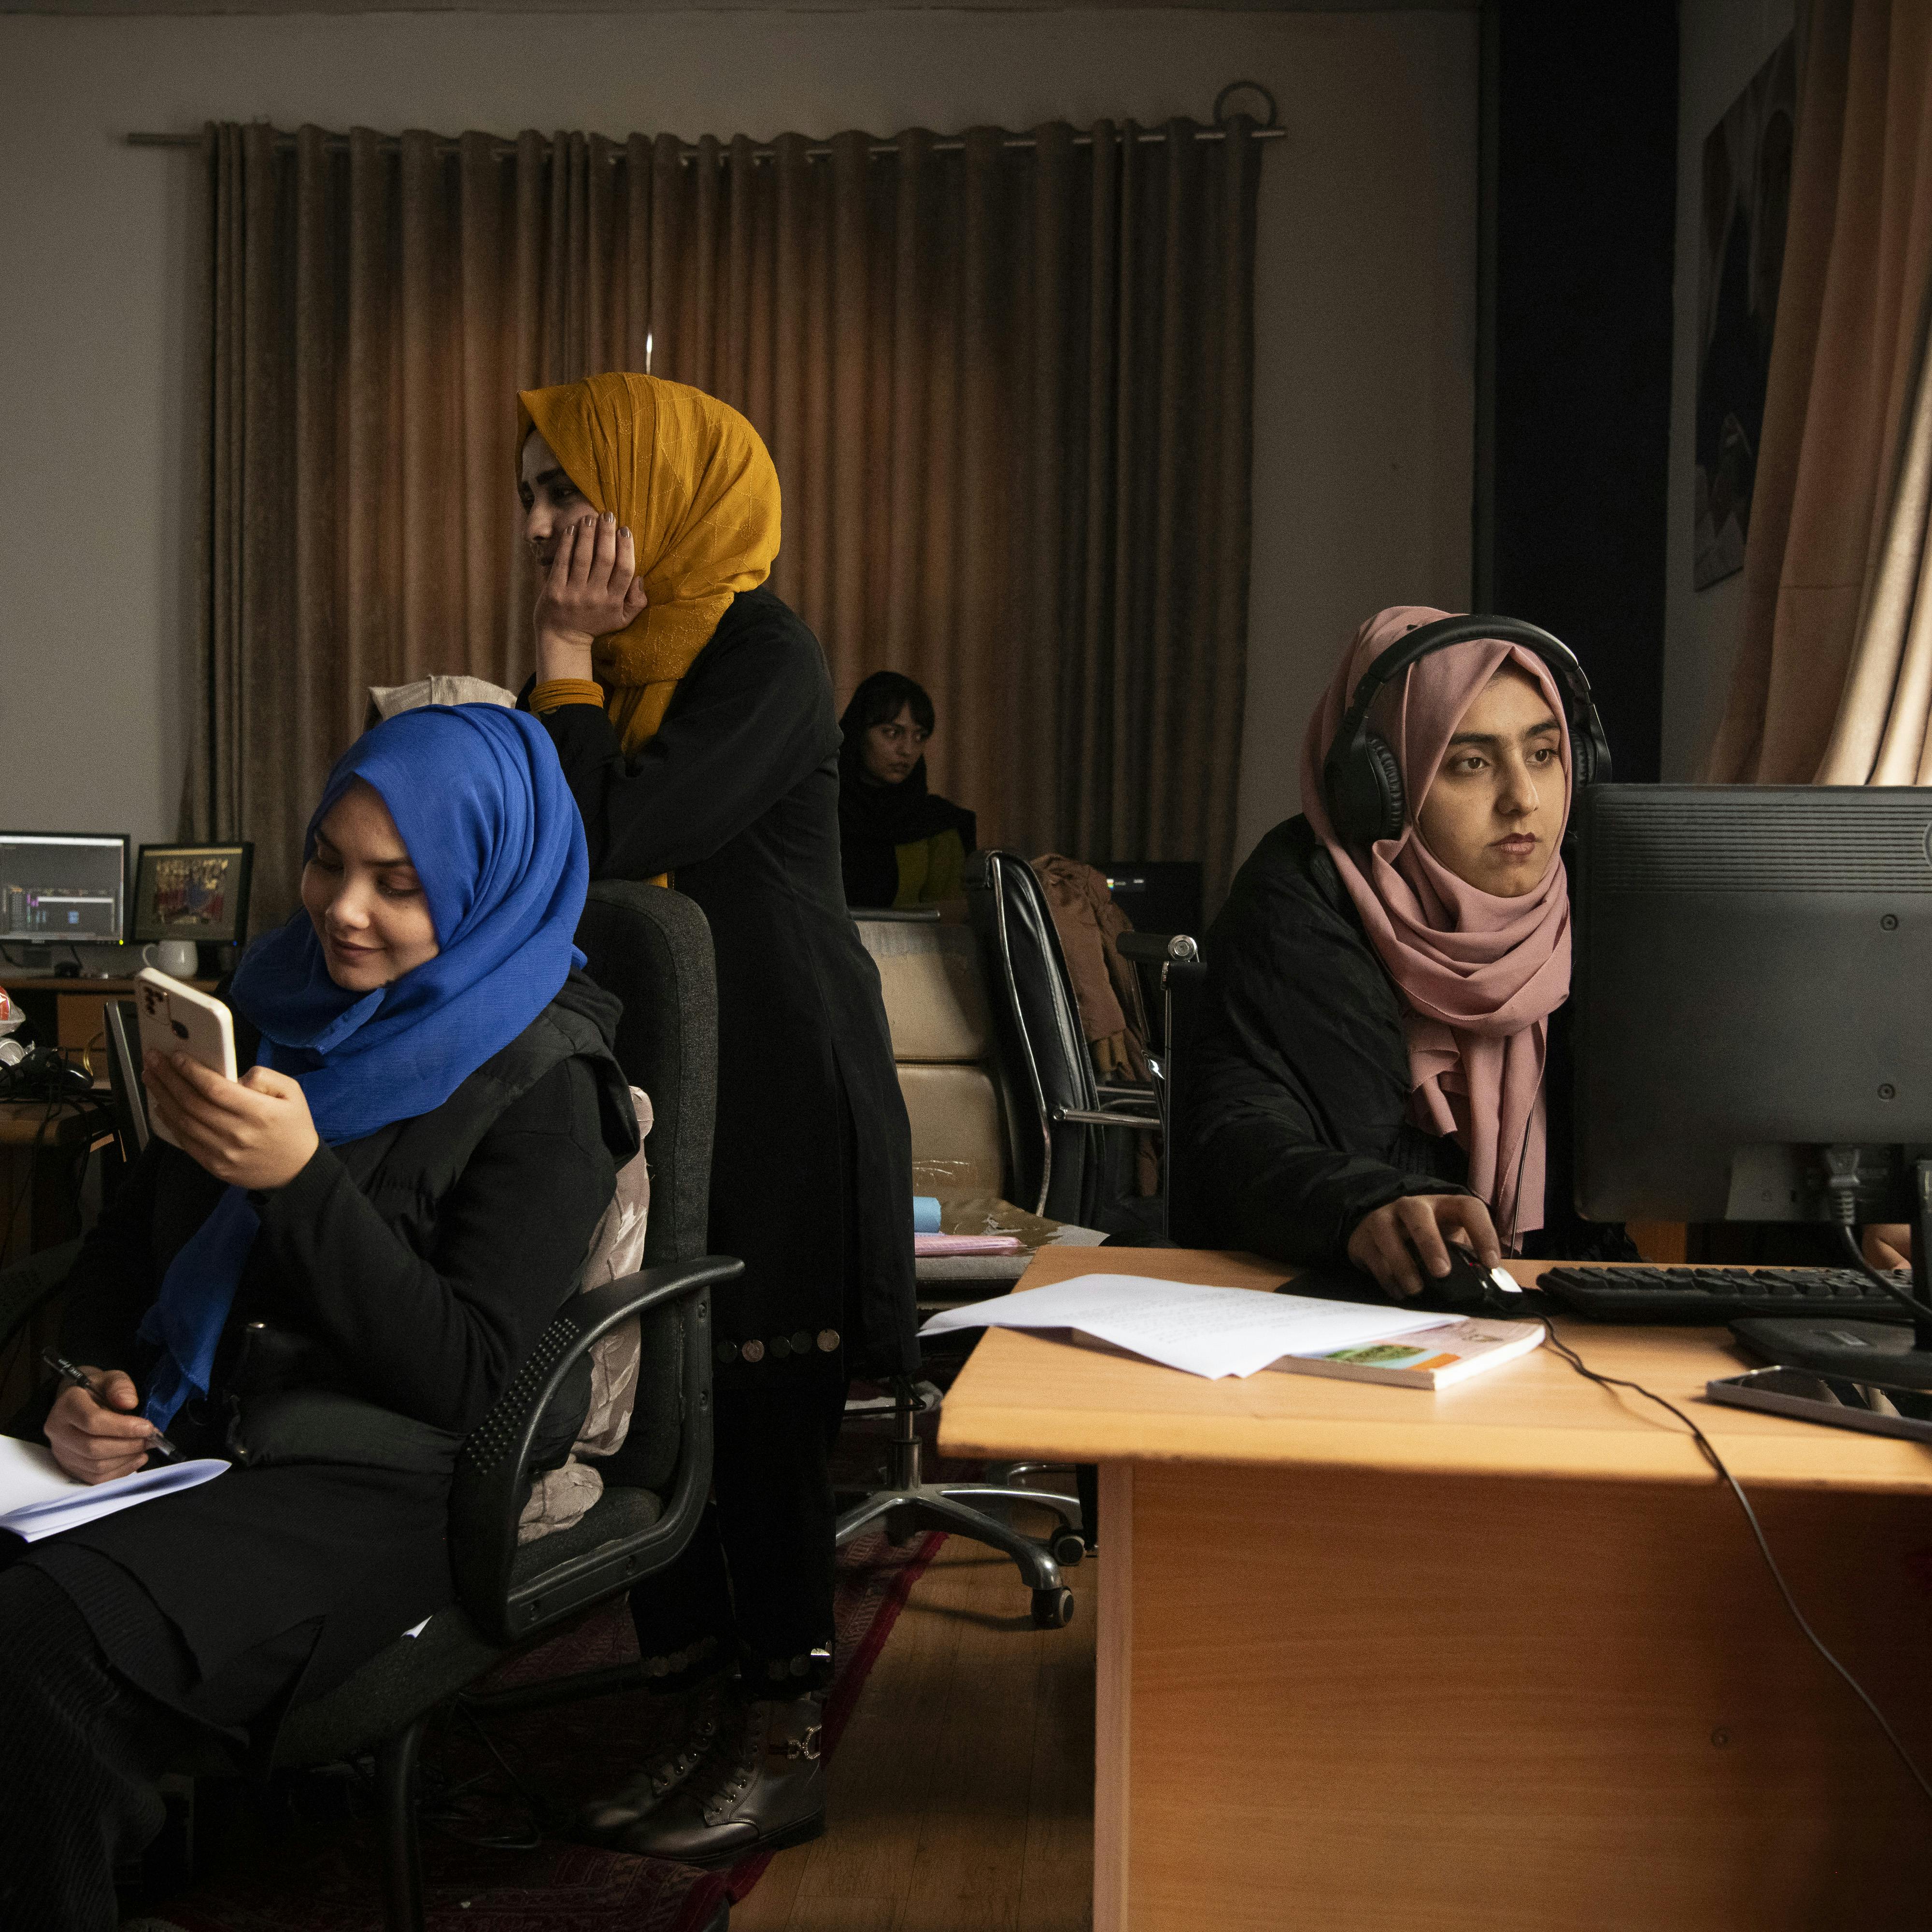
615, 1686, 826, 1865
576, 1674, 731, 1836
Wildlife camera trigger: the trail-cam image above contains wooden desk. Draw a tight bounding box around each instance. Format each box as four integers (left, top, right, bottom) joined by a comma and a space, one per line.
0, 1099, 99, 1259
938, 1249, 1932, 1931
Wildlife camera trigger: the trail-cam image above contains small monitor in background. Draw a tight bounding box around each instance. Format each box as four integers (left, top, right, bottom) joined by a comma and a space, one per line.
1096, 860, 1203, 940
132, 842, 253, 949
0, 832, 129, 945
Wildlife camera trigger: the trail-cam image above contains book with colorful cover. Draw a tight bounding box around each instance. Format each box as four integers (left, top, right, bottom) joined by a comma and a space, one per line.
1272, 1317, 1545, 1390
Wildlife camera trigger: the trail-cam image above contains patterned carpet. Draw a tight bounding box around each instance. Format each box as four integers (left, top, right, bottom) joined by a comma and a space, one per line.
130, 1526, 945, 1932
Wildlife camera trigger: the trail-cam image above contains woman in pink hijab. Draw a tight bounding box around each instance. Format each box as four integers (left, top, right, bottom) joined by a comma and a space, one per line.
1175, 605, 1634, 1296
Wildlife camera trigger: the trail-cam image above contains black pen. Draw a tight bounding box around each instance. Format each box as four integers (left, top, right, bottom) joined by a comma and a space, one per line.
40, 1350, 180, 1463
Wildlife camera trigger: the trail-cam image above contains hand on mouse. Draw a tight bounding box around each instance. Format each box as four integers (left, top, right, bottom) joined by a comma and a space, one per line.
1347, 1194, 1502, 1300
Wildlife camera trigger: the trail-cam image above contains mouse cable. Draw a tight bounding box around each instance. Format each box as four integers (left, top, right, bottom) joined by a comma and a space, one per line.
1539, 1322, 1932, 1808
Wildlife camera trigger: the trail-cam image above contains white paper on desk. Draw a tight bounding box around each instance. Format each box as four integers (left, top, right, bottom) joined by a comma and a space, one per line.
918, 1273, 1453, 1380
0, 1435, 228, 1543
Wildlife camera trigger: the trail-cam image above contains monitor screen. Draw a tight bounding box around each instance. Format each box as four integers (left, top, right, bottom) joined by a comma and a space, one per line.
0, 832, 128, 945
1572, 786, 1932, 1225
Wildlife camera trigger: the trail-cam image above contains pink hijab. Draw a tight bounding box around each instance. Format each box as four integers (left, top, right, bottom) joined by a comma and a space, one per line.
1300, 606, 1573, 1242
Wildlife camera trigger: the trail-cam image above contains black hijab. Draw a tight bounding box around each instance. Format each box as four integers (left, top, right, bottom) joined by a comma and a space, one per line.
837, 677, 977, 906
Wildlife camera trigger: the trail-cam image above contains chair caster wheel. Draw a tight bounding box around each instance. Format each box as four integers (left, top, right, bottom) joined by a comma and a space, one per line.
1031, 1586, 1076, 1629
1051, 1529, 1086, 1568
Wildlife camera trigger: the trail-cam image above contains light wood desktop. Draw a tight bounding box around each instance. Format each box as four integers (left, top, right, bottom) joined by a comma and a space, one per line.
938, 1248, 1932, 1932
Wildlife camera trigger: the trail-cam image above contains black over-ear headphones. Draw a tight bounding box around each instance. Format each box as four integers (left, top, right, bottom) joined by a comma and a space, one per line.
1321, 613, 1612, 849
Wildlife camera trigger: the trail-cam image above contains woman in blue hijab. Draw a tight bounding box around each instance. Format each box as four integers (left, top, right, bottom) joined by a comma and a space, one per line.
0, 706, 639, 1931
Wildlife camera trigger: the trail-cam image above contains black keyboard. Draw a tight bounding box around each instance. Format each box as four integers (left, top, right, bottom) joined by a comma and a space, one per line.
1538, 1265, 1917, 1324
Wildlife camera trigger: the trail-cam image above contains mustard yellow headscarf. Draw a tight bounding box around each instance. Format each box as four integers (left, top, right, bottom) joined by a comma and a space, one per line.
518, 372, 781, 750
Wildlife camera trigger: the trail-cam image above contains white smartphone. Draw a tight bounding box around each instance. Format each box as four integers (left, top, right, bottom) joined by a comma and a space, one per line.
134, 968, 239, 1147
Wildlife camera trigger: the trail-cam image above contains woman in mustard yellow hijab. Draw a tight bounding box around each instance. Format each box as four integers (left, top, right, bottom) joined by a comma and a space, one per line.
515, 373, 917, 1867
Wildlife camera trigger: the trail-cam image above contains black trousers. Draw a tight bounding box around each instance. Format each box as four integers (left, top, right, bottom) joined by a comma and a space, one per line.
0, 1565, 197, 1932
627, 1369, 847, 1696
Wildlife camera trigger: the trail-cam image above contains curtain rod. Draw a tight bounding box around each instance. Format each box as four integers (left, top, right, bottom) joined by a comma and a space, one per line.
126, 125, 1284, 161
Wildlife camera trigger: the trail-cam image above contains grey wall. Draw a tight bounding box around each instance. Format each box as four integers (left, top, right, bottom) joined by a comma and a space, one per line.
0, 6, 1476, 881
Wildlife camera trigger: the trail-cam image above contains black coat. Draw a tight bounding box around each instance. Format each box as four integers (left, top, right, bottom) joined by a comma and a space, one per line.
1175, 815, 1634, 1269
7, 974, 633, 1718
529, 587, 919, 1388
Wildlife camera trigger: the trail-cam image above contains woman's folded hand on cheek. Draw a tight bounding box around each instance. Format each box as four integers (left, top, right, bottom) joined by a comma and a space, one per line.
143, 1052, 320, 1192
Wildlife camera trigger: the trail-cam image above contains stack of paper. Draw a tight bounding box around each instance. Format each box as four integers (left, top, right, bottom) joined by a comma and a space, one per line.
0, 1435, 228, 1543
915, 1233, 1027, 1257
918, 1273, 1469, 1379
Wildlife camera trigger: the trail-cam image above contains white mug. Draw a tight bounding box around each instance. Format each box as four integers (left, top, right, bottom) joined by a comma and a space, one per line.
142, 939, 199, 979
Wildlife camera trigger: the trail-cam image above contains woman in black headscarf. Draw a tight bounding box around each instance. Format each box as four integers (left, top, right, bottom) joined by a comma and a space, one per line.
838, 673, 978, 909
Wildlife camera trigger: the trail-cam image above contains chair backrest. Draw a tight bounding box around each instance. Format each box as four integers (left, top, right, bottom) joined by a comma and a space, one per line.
858, 916, 1009, 1197
962, 850, 1103, 1223
574, 882, 717, 1268
571, 882, 718, 1492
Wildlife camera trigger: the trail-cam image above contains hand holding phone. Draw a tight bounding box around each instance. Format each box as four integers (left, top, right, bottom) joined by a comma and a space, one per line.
134, 968, 238, 1113
135, 970, 319, 1190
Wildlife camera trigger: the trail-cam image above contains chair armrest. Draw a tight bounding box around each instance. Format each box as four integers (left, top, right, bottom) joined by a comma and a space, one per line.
0, 1238, 82, 1350
1054, 1107, 1163, 1132
450, 1254, 743, 1646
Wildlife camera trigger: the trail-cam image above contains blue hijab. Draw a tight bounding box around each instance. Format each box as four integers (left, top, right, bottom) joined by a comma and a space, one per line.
139, 705, 590, 1431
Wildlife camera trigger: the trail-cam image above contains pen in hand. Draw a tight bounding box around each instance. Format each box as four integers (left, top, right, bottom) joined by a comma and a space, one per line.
40, 1350, 180, 1464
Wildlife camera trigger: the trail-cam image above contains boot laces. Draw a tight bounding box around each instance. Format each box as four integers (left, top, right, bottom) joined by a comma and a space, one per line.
698, 1707, 766, 1824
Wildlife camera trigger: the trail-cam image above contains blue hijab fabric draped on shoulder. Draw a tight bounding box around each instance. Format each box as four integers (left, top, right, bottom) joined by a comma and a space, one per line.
139, 705, 590, 1430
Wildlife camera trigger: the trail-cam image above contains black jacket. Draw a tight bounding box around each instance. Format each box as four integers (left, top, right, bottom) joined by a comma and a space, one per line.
1175, 815, 1633, 1269
10, 973, 634, 1712
529, 586, 919, 1387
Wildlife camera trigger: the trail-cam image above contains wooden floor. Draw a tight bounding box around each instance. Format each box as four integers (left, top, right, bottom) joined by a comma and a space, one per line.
734, 1517, 1096, 1932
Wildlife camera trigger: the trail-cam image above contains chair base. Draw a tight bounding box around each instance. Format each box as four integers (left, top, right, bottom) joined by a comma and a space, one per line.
835, 1383, 1084, 1630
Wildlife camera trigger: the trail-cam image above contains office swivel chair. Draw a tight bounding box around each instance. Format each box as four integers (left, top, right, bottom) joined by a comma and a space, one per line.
961, 851, 1162, 1230
0, 881, 740, 1932
843, 911, 1087, 1629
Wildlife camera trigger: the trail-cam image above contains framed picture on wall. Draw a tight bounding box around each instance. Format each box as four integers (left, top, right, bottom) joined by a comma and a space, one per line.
1693, 35, 1796, 590
132, 843, 253, 946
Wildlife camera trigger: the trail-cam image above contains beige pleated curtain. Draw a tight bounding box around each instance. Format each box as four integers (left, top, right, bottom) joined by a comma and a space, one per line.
186, 117, 1261, 929
1705, 0, 1932, 783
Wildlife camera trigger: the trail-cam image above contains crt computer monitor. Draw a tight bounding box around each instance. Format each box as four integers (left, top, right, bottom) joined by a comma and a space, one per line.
0, 831, 130, 946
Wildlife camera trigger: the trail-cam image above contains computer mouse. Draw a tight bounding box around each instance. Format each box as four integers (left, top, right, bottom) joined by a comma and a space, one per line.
1407, 1241, 1529, 1319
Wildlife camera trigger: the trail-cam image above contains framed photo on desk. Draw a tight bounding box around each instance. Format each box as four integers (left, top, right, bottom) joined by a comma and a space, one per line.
132, 842, 252, 946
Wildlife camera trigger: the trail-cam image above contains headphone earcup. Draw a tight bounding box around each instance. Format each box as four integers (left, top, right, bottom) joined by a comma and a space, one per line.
1327, 732, 1407, 846
1362, 735, 1406, 841
1568, 706, 1610, 789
